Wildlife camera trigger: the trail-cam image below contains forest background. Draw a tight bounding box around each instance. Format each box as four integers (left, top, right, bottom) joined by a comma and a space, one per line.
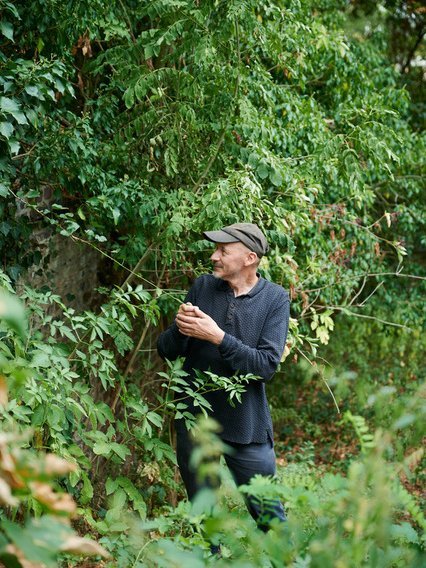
0, 0, 425, 566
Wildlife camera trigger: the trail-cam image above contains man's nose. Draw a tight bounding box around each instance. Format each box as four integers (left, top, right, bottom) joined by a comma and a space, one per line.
211, 250, 220, 261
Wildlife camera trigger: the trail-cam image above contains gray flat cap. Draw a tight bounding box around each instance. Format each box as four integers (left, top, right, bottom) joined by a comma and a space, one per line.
203, 222, 269, 257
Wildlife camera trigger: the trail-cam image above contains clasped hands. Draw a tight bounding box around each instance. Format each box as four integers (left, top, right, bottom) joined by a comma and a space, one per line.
176, 303, 225, 346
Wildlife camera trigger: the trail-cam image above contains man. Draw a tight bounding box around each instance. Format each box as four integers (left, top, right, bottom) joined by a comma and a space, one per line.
157, 222, 290, 530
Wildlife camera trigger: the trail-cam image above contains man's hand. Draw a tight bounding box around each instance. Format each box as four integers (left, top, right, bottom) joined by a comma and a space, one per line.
176, 303, 225, 345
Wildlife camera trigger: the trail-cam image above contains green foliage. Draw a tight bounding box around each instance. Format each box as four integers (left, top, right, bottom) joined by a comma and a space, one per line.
0, 0, 424, 565
0, 275, 262, 554
158, 358, 261, 429
93, 417, 425, 567
1, 0, 423, 302
0, 290, 108, 566
343, 410, 375, 453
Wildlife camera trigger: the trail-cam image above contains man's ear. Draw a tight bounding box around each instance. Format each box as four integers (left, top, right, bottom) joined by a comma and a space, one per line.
245, 252, 258, 267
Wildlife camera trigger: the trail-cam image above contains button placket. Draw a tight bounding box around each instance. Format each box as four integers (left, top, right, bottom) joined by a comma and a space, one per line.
226, 298, 236, 325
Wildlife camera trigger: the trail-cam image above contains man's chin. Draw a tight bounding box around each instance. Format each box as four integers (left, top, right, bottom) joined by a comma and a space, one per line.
212, 268, 224, 279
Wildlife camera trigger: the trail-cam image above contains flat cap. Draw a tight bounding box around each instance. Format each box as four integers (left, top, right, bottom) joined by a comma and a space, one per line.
203, 222, 269, 257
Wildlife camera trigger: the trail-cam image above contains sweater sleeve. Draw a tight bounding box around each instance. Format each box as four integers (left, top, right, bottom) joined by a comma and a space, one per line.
156, 284, 197, 361
217, 296, 290, 382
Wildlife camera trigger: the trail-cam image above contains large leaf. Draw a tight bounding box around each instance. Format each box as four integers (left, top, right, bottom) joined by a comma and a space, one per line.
0, 290, 26, 338
0, 21, 14, 41
0, 121, 14, 139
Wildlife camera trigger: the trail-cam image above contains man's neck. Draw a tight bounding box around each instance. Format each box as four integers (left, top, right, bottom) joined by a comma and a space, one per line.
226, 272, 259, 297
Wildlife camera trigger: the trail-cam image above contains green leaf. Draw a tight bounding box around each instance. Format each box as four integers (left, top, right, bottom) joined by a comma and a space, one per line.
24, 85, 40, 97
4, 2, 20, 19
390, 522, 419, 544
24, 108, 37, 128
0, 532, 9, 551
81, 473, 94, 504
256, 162, 269, 179
31, 350, 51, 368
0, 183, 9, 197
0, 96, 27, 124
146, 411, 163, 428
248, 152, 258, 167
61, 326, 77, 341
123, 87, 135, 109
109, 487, 127, 510
59, 221, 80, 236
112, 207, 120, 224
0, 96, 19, 113
0, 21, 14, 41
93, 441, 112, 456
1, 519, 57, 565
12, 110, 27, 125
0, 290, 26, 338
37, 37, 44, 53
106, 477, 118, 495
117, 477, 147, 517
269, 169, 283, 187
68, 469, 80, 488
110, 442, 131, 461
316, 327, 330, 344
0, 121, 14, 139
7, 138, 20, 155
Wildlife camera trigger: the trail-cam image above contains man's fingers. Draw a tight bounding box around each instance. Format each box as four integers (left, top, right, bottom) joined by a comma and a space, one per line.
176, 314, 199, 324
179, 304, 200, 316
176, 318, 189, 328
176, 307, 211, 341
176, 318, 197, 331
177, 323, 196, 335
178, 329, 191, 336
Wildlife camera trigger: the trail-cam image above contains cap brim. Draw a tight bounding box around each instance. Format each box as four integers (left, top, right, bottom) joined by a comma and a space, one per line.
203, 230, 240, 244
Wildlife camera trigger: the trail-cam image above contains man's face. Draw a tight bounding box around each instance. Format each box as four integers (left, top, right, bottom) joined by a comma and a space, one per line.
210, 241, 253, 280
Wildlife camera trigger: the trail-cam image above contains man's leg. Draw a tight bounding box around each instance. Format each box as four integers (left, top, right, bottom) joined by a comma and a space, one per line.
175, 422, 200, 500
175, 423, 222, 555
175, 422, 221, 500
224, 440, 286, 531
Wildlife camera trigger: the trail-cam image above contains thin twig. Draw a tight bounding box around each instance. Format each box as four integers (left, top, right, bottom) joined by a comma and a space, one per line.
358, 281, 384, 307
301, 289, 321, 316
325, 306, 412, 330
11, 144, 37, 160
121, 245, 154, 290
295, 347, 340, 414
347, 276, 367, 306
118, 0, 137, 43
401, 25, 425, 74
111, 265, 166, 413
300, 271, 426, 294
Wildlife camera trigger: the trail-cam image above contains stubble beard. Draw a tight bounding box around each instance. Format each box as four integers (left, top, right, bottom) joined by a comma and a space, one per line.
212, 264, 224, 279
212, 265, 238, 282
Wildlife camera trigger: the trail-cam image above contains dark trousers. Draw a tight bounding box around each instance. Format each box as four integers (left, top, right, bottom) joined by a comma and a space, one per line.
176, 425, 286, 531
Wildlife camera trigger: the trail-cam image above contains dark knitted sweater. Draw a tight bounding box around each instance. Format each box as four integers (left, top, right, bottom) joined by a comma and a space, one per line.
157, 274, 290, 444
